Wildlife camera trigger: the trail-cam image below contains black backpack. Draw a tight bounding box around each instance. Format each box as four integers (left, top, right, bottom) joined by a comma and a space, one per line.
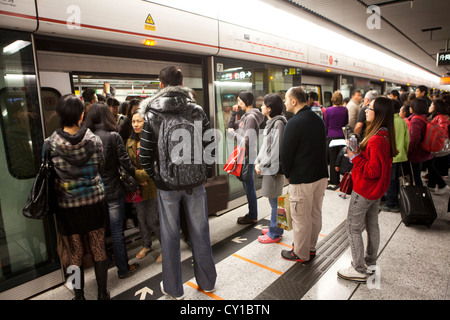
155, 107, 206, 190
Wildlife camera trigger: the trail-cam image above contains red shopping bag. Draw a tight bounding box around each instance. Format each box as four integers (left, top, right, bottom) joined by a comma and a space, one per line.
223, 145, 245, 177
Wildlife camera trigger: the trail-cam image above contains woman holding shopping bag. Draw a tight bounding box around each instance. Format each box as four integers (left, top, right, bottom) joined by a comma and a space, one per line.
255, 94, 287, 243
338, 97, 398, 282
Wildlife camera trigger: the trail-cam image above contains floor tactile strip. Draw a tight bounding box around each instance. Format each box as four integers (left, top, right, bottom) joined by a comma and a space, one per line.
255, 221, 349, 300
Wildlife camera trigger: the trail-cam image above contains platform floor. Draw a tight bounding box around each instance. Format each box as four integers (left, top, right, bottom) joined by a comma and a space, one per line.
31, 179, 450, 304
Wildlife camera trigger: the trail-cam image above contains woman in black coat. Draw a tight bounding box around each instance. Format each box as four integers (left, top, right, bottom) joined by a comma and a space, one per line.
85, 103, 139, 279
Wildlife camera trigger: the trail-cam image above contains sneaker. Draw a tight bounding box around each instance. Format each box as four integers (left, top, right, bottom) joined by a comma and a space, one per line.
281, 249, 309, 263
434, 185, 450, 195
160, 281, 185, 300
326, 184, 338, 191
379, 205, 400, 213
258, 234, 281, 244
337, 266, 368, 282
237, 214, 257, 225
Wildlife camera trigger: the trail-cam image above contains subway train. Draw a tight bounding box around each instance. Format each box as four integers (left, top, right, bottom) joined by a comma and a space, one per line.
0, 0, 448, 300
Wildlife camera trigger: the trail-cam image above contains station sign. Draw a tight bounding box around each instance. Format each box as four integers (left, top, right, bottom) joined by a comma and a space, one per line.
220, 70, 252, 81
437, 51, 450, 66
440, 76, 450, 85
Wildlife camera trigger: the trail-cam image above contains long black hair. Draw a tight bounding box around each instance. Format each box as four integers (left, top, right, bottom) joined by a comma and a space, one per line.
84, 103, 119, 132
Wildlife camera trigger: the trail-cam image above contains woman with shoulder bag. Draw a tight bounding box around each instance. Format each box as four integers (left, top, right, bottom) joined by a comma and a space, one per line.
85, 103, 140, 279
47, 95, 109, 300
338, 97, 398, 282
127, 110, 162, 262
255, 94, 287, 243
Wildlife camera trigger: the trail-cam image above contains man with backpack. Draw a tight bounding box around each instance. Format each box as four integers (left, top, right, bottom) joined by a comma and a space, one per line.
139, 66, 216, 299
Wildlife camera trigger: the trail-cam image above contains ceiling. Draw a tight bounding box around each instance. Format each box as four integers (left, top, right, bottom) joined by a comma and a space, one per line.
283, 0, 450, 78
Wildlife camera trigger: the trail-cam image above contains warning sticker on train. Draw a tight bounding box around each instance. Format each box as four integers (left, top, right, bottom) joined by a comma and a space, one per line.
145, 13, 155, 31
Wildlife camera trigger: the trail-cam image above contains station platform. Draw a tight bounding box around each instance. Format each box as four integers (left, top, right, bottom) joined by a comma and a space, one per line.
31, 179, 450, 304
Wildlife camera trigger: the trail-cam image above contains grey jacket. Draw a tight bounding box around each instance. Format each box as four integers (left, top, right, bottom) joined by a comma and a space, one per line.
255, 116, 287, 198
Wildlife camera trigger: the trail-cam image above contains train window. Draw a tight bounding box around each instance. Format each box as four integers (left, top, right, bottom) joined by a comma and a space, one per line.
214, 57, 301, 199
0, 33, 44, 179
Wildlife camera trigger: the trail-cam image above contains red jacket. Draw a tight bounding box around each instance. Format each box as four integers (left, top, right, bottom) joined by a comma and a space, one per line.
352, 130, 392, 200
408, 114, 433, 164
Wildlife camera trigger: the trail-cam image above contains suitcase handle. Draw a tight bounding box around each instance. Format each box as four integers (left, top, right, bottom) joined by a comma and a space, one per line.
400, 161, 416, 187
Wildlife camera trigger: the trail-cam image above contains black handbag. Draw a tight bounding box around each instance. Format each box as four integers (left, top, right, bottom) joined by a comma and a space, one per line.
22, 141, 57, 219
113, 137, 139, 193
118, 165, 139, 193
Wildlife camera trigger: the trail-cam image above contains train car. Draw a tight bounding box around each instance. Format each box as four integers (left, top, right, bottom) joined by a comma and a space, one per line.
0, 0, 446, 299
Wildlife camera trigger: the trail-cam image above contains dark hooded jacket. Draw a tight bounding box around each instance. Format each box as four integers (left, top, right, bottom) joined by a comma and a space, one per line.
139, 86, 212, 191
92, 124, 135, 202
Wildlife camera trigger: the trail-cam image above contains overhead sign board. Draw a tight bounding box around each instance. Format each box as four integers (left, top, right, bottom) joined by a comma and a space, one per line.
437, 51, 450, 66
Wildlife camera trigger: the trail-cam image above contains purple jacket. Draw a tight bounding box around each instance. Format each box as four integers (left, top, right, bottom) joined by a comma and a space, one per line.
325, 106, 348, 138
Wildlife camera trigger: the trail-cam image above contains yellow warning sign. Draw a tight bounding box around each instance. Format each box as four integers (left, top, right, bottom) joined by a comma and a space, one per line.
145, 14, 155, 31
145, 14, 154, 25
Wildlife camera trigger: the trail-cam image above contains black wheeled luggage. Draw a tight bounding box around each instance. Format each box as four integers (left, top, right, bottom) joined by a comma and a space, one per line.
398, 164, 437, 228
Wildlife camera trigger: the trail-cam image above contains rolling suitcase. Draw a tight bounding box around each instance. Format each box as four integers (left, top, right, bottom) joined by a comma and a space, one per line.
398, 163, 437, 228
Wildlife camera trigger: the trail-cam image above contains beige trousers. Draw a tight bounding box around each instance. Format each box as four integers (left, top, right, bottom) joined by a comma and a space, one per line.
289, 178, 328, 261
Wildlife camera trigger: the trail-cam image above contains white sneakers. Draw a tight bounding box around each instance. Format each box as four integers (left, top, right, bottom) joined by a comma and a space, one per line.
337, 266, 368, 282
160, 281, 186, 300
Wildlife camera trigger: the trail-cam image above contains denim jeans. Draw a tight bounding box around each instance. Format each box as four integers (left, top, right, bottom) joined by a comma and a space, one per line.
346, 191, 380, 273
385, 162, 401, 207
242, 164, 258, 220
267, 197, 283, 239
134, 198, 160, 248
157, 185, 217, 297
106, 197, 129, 277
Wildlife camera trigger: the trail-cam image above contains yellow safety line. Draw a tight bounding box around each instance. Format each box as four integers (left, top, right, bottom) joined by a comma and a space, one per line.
232, 253, 283, 275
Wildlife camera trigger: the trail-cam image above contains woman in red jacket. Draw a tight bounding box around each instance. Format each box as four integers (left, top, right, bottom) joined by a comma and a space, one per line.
427, 98, 450, 191
338, 97, 398, 282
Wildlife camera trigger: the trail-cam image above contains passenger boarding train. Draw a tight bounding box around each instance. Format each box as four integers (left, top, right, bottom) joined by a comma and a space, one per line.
0, 0, 447, 299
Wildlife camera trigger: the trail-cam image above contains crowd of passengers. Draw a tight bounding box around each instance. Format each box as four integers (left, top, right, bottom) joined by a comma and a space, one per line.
44, 66, 450, 299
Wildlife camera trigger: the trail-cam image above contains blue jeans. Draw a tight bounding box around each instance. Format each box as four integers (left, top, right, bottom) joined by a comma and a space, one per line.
267, 197, 284, 239
157, 185, 217, 297
106, 197, 129, 277
242, 164, 258, 220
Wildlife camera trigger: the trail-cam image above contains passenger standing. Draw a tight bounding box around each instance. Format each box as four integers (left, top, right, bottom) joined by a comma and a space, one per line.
346, 90, 363, 131
139, 66, 216, 299
254, 94, 287, 243
119, 99, 140, 143
107, 98, 121, 122
415, 85, 432, 107
126, 111, 162, 261
354, 90, 378, 140
426, 99, 450, 192
280, 87, 328, 263
380, 99, 409, 212
47, 94, 109, 300
338, 97, 398, 282
324, 91, 348, 190
407, 98, 444, 189
84, 103, 140, 279
228, 90, 264, 225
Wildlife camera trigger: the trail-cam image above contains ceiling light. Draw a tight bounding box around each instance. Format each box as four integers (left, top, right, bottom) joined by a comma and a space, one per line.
3, 40, 31, 55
